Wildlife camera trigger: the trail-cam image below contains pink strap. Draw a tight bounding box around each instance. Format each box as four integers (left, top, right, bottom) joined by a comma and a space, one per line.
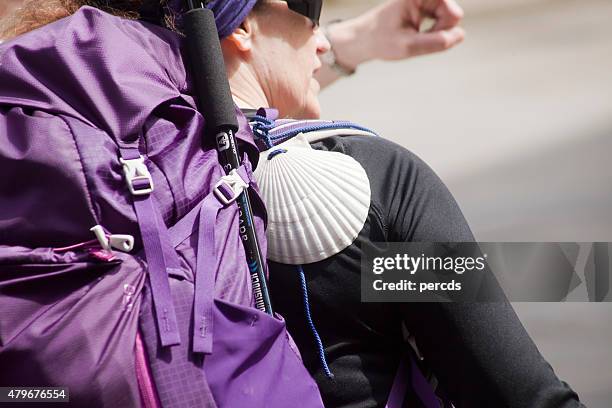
135, 331, 161, 408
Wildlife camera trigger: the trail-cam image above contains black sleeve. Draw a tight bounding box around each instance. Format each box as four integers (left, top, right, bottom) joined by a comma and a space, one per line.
374, 138, 475, 243
320, 135, 584, 408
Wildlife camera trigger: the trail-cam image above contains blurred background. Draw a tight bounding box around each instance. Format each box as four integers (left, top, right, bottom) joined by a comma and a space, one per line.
321, 0, 612, 406
1, 0, 610, 406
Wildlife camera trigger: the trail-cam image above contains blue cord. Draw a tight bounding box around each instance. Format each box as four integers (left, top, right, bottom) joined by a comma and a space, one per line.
267, 148, 287, 160
271, 121, 378, 142
297, 265, 334, 379
250, 116, 377, 150
250, 115, 275, 148
251, 115, 275, 128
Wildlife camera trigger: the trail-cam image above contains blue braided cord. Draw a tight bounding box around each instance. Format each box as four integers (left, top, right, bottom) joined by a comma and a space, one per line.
251, 115, 275, 127
297, 265, 334, 379
252, 125, 274, 149
250, 115, 276, 149
270, 121, 378, 144
267, 149, 287, 160
250, 116, 378, 149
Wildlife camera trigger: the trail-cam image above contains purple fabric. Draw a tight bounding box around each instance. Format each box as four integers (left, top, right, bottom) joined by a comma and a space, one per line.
256, 107, 279, 120
0, 247, 146, 407
120, 147, 181, 348
208, 0, 259, 39
135, 331, 162, 408
168, 0, 259, 39
169, 198, 205, 248
386, 357, 409, 408
204, 299, 324, 407
268, 120, 333, 138
194, 191, 223, 354
0, 7, 260, 250
194, 164, 254, 354
139, 276, 219, 407
167, 155, 263, 249
0, 7, 322, 407
0, 5, 260, 260
386, 355, 442, 408
410, 355, 444, 408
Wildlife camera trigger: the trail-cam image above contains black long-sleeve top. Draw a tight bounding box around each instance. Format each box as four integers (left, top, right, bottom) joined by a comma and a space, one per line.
268, 135, 583, 408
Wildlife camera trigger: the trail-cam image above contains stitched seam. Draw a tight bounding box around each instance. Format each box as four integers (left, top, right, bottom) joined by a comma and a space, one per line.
369, 199, 389, 241
58, 116, 100, 225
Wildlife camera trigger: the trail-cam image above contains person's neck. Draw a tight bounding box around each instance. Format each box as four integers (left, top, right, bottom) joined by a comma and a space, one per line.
227, 61, 269, 110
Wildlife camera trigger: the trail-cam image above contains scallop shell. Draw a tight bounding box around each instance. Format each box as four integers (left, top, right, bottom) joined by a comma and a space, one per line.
254, 134, 371, 265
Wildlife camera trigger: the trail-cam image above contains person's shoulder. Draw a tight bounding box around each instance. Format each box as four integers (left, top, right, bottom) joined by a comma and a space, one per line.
312, 134, 434, 180
312, 132, 453, 211
315, 133, 472, 241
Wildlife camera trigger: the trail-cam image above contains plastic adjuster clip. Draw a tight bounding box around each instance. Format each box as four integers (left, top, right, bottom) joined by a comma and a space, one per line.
120, 156, 154, 196
90, 225, 135, 252
213, 169, 249, 206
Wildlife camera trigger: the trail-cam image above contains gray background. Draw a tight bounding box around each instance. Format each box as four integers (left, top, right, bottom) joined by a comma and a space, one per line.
321, 0, 612, 406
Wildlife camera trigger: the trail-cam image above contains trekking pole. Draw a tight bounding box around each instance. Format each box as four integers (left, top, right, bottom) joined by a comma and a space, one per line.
182, 0, 273, 315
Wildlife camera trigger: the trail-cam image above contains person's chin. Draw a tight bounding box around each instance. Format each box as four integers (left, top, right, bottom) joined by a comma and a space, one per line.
311, 77, 321, 93
285, 88, 321, 119
298, 99, 321, 119
300, 86, 321, 119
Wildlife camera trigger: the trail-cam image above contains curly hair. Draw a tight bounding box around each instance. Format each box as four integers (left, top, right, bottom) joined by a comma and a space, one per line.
0, 0, 174, 40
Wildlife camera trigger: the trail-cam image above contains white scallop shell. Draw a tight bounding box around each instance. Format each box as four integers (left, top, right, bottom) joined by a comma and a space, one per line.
254, 134, 371, 265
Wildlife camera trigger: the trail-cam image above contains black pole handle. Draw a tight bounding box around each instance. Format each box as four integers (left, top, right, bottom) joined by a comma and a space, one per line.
183, 7, 238, 133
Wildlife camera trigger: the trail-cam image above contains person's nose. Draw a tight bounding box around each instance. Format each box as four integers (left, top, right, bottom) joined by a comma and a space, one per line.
315, 27, 331, 54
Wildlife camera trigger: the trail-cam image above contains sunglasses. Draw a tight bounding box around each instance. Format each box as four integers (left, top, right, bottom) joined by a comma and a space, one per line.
284, 0, 322, 26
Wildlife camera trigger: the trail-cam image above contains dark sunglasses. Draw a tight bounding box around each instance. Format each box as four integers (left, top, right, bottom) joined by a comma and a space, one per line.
284, 0, 322, 26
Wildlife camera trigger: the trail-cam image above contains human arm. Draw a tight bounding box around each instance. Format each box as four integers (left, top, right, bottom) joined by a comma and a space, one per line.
374, 139, 584, 407
265, 133, 583, 407
316, 0, 466, 88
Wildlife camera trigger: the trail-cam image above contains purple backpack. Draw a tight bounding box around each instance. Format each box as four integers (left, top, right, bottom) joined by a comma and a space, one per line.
0, 7, 323, 407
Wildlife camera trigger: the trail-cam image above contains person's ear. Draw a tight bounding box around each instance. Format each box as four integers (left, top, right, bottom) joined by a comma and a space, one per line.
225, 16, 255, 53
